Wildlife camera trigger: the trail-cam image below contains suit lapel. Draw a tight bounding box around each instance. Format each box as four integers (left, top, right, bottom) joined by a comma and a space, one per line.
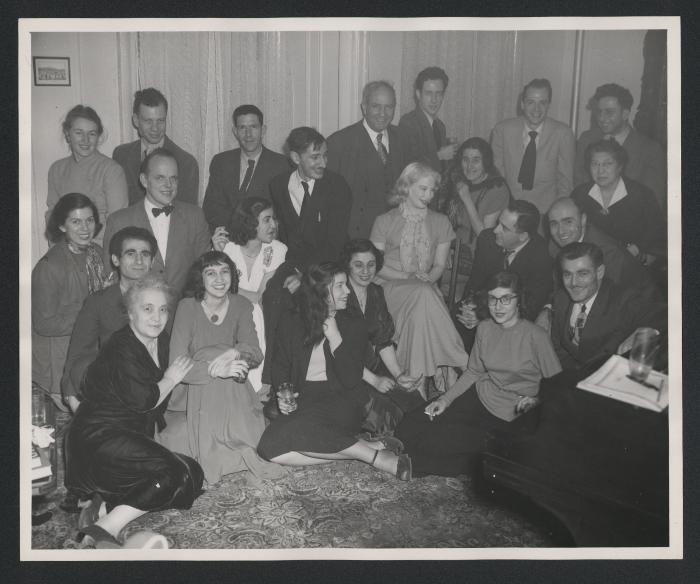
165, 204, 185, 267
133, 202, 166, 270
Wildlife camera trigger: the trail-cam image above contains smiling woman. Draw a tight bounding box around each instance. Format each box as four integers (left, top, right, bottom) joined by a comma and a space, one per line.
46, 105, 128, 245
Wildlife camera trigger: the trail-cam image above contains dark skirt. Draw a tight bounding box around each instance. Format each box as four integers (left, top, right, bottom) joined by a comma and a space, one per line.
65, 413, 204, 513
395, 386, 512, 477
257, 380, 365, 459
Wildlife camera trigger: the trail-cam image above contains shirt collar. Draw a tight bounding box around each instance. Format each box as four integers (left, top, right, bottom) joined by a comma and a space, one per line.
578, 289, 599, 313
420, 108, 435, 126
606, 124, 631, 144
510, 237, 530, 258
141, 137, 165, 155
522, 120, 544, 140
363, 119, 388, 145
241, 148, 263, 164
588, 177, 628, 209
292, 169, 316, 191
143, 197, 173, 216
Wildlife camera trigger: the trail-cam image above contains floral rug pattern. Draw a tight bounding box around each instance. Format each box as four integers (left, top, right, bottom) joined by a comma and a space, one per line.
32, 459, 553, 549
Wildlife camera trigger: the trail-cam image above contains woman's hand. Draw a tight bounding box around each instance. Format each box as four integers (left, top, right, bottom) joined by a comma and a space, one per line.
211, 226, 229, 251
424, 396, 449, 419
283, 274, 301, 294
515, 395, 540, 415
164, 355, 195, 386
216, 359, 249, 379
207, 348, 240, 377
396, 372, 421, 391
65, 395, 81, 414
456, 302, 479, 329
372, 376, 396, 394
276, 390, 299, 415
415, 271, 432, 283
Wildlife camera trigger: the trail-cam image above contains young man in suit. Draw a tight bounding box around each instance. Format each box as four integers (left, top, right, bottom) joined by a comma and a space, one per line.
327, 81, 407, 239
61, 226, 158, 413
491, 78, 575, 215
574, 83, 666, 210
202, 104, 290, 231
551, 242, 664, 370
399, 66, 457, 173
113, 88, 200, 206
102, 148, 210, 300
270, 126, 353, 267
454, 200, 553, 350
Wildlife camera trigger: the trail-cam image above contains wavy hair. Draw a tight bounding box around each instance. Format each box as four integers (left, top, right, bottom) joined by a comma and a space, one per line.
388, 161, 440, 207
45, 192, 102, 243
298, 262, 345, 346
183, 251, 240, 301
339, 238, 384, 274
229, 197, 273, 245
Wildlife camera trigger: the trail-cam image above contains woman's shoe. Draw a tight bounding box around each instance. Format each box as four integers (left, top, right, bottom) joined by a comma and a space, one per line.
378, 435, 404, 456
395, 453, 412, 481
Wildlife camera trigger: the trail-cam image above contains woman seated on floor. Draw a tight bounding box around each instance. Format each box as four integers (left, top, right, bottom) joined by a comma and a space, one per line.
212, 197, 287, 394
65, 276, 204, 548
158, 251, 286, 484
395, 271, 562, 477
340, 238, 425, 435
370, 161, 470, 396
257, 261, 412, 481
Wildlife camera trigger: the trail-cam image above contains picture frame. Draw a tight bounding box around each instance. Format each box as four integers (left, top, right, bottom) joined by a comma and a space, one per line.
33, 56, 70, 86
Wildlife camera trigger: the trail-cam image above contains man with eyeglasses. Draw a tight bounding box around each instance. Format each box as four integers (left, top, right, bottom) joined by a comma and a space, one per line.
453, 200, 553, 351
551, 241, 663, 370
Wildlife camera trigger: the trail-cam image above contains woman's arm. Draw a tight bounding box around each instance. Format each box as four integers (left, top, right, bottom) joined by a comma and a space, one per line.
372, 241, 411, 281
420, 241, 451, 283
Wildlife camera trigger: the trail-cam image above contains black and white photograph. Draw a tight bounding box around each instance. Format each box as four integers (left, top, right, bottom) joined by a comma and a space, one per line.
18, 17, 682, 561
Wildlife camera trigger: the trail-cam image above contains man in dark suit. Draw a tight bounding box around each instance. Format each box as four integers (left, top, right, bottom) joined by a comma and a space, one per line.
202, 104, 290, 231
61, 226, 158, 413
574, 83, 666, 209
551, 242, 664, 370
113, 88, 200, 206
399, 66, 457, 173
454, 200, 553, 350
491, 78, 575, 215
270, 126, 352, 267
546, 197, 656, 298
327, 80, 407, 238
102, 148, 210, 299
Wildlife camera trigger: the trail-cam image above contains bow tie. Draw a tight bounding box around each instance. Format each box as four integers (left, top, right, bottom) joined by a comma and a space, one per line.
151, 205, 174, 217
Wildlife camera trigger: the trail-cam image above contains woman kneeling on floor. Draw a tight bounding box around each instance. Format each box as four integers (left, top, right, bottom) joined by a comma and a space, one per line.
65, 276, 204, 548
396, 271, 562, 477
257, 262, 412, 481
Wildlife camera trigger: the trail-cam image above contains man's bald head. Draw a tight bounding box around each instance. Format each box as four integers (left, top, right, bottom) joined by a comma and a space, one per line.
548, 197, 587, 248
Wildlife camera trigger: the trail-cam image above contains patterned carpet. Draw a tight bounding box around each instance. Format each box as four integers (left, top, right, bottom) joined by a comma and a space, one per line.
32, 459, 555, 549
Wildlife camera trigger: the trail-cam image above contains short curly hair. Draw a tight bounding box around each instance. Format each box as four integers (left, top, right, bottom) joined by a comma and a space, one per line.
339, 239, 384, 274
61, 105, 104, 138
229, 197, 274, 245
588, 83, 634, 112
183, 251, 240, 301
124, 275, 175, 316
45, 193, 102, 244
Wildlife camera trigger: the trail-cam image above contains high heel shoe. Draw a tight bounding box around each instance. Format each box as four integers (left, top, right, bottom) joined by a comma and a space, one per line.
395, 453, 412, 481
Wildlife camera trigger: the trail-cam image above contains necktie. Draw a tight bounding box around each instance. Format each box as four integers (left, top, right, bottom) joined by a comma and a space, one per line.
151, 204, 174, 217
432, 120, 442, 150
376, 133, 388, 166
240, 159, 256, 193
518, 130, 538, 190
503, 248, 515, 269
300, 180, 311, 218
570, 303, 588, 346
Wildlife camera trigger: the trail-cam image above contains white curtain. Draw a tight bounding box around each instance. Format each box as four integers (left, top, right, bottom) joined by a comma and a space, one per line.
115, 32, 295, 205
400, 31, 523, 144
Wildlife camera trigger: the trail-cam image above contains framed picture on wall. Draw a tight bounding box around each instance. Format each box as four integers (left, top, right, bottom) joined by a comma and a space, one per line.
33, 56, 70, 86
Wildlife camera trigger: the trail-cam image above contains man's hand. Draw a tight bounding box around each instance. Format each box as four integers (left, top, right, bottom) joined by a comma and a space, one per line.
211, 226, 229, 251
534, 307, 552, 333
372, 376, 395, 394
437, 143, 458, 161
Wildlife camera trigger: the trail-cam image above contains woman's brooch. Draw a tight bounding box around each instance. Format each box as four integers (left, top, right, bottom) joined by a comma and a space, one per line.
263, 246, 273, 268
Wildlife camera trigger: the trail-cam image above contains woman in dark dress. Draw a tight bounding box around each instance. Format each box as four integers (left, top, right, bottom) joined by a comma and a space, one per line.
65, 276, 204, 548
571, 139, 665, 266
340, 239, 425, 434
257, 262, 412, 480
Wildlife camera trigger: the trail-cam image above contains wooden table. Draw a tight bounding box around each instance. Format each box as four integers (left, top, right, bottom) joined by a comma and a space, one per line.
482, 364, 669, 547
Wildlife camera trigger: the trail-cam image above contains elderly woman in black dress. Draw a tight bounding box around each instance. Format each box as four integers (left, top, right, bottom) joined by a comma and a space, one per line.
257, 262, 412, 480
65, 276, 204, 548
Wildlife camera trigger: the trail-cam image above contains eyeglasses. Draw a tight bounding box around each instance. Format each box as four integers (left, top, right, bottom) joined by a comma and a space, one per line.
487, 294, 517, 307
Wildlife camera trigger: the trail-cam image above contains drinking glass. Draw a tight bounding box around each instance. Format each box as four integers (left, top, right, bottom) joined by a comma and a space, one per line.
628, 328, 660, 383
277, 382, 298, 414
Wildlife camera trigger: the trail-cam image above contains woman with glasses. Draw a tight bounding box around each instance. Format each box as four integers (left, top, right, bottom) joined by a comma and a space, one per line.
395, 271, 562, 477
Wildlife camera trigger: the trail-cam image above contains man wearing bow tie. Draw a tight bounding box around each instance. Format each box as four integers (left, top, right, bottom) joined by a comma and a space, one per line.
102, 148, 210, 299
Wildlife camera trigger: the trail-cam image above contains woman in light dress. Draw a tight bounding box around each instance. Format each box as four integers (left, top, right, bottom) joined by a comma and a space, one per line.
212, 197, 287, 393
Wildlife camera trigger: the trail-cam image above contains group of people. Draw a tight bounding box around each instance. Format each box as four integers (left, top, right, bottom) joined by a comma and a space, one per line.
31, 67, 667, 548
